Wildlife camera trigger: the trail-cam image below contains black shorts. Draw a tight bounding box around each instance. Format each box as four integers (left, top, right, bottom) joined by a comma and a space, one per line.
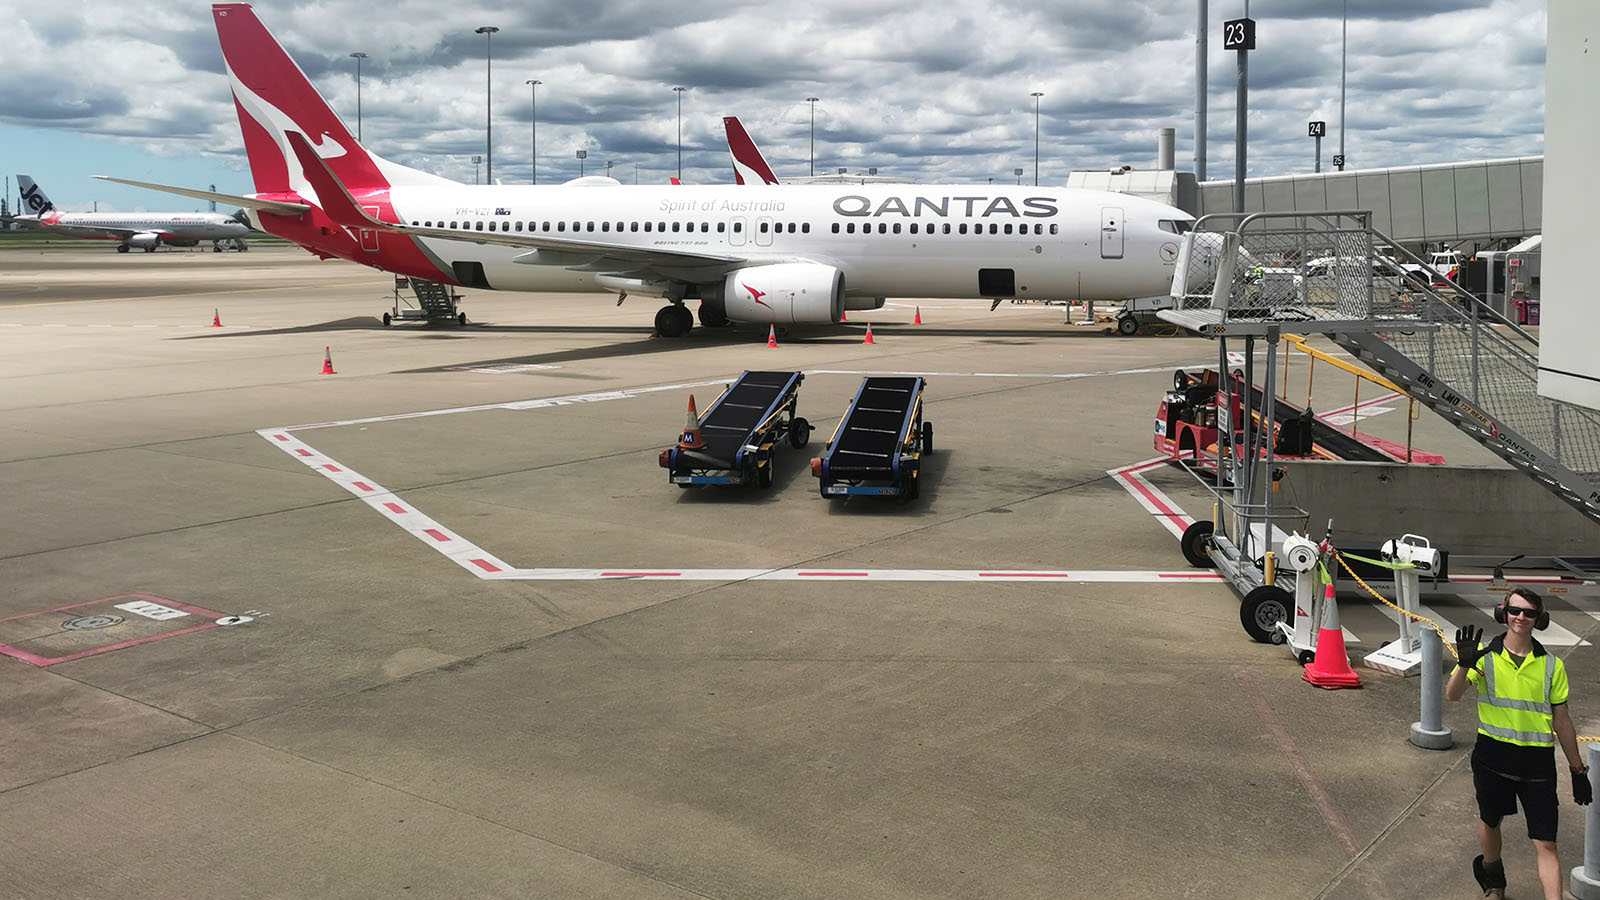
1473, 755, 1559, 841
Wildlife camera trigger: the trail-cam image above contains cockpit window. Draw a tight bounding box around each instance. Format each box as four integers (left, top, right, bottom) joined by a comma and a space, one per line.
1158, 219, 1195, 234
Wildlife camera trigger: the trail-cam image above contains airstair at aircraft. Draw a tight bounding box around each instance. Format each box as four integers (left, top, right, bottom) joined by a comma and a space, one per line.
1160, 211, 1600, 527
382, 275, 467, 326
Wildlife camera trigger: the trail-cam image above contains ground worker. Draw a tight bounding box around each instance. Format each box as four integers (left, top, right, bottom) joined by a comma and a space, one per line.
1446, 587, 1591, 900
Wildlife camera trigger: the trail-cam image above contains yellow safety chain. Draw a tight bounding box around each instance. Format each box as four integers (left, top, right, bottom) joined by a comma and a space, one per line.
1333, 550, 1600, 743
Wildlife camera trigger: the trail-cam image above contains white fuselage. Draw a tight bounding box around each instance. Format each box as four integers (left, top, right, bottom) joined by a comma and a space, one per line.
15, 211, 249, 243
377, 183, 1189, 301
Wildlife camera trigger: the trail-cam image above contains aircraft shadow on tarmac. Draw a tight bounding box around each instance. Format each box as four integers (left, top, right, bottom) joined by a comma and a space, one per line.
668, 444, 950, 513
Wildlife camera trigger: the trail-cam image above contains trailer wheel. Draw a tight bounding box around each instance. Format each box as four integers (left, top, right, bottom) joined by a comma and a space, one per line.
922, 422, 934, 454
1240, 585, 1293, 644
788, 417, 811, 449
1117, 314, 1139, 336
382, 312, 392, 327
1180, 520, 1215, 568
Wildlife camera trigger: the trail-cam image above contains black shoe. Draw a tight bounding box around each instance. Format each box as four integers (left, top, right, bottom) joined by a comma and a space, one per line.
1472, 854, 1506, 898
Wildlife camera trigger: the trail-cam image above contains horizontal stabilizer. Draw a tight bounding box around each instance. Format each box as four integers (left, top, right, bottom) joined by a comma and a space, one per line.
93, 175, 309, 215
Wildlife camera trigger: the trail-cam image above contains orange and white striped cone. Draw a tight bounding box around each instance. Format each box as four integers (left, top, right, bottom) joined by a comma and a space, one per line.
679, 394, 705, 449
862, 323, 876, 344
211, 308, 222, 327
766, 324, 778, 348
1304, 582, 1361, 689
319, 346, 336, 375
913, 306, 922, 325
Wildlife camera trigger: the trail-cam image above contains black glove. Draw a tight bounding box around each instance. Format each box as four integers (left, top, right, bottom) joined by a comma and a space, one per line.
1454, 625, 1487, 670
1574, 770, 1593, 806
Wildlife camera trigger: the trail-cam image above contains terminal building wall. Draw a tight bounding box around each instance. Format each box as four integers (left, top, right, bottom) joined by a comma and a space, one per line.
1192, 157, 1542, 246
1538, 0, 1600, 411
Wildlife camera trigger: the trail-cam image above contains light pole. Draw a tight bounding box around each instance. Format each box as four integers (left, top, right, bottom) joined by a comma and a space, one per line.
806, 96, 819, 176
605, 160, 613, 180
673, 86, 687, 182
1030, 91, 1043, 185
475, 26, 499, 184
634, 163, 639, 184
576, 149, 586, 177
472, 155, 482, 184
349, 52, 367, 141
525, 79, 541, 184
1013, 167, 1023, 186
1338, 0, 1347, 171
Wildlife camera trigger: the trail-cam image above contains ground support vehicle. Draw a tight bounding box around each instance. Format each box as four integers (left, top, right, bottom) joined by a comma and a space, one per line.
659, 371, 809, 488
811, 377, 932, 500
382, 274, 467, 326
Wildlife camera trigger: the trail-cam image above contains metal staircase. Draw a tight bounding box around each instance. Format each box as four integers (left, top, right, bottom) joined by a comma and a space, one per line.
1161, 211, 1600, 526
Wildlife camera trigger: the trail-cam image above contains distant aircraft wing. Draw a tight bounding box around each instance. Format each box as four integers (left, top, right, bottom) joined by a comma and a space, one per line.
283, 132, 748, 280
93, 175, 310, 215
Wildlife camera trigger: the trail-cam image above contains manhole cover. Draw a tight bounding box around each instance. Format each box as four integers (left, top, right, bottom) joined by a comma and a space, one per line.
64, 614, 124, 631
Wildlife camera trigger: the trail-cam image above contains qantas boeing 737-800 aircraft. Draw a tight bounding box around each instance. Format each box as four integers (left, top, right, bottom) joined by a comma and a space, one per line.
101, 3, 1194, 337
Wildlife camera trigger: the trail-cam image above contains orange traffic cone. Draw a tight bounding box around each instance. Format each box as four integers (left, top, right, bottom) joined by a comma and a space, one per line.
679, 395, 705, 449
766, 324, 778, 348
913, 306, 922, 325
862, 323, 876, 344
211, 308, 222, 327
319, 346, 337, 375
1304, 582, 1361, 689
839, 309, 847, 322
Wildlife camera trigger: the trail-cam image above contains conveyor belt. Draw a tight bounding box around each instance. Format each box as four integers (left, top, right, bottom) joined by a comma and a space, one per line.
826, 377, 920, 478
1235, 380, 1393, 463
683, 370, 801, 470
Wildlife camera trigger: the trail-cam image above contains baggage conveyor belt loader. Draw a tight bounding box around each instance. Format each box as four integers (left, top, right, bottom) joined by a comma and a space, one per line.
659, 370, 810, 488
811, 376, 933, 500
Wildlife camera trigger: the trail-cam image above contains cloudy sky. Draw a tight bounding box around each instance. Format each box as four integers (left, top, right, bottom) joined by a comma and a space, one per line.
0, 0, 1547, 212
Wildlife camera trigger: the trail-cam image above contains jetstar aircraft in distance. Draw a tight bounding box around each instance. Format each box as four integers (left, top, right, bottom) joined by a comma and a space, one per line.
11, 175, 251, 252
102, 3, 1195, 337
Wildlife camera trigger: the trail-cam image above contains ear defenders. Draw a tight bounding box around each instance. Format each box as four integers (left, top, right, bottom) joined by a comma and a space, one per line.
1494, 599, 1550, 631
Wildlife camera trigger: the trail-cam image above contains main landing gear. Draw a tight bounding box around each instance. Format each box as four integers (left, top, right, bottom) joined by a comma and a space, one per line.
655, 303, 694, 338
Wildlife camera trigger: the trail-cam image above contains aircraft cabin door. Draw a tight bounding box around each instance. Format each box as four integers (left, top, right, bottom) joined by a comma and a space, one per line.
359, 206, 380, 252
755, 216, 774, 247
729, 217, 747, 247
1100, 207, 1123, 259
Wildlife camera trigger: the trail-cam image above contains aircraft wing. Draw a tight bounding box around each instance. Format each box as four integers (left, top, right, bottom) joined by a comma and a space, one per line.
283, 132, 746, 279
93, 175, 310, 215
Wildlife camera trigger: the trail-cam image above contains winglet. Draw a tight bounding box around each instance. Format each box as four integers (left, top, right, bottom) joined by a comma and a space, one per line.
723, 116, 780, 185
284, 131, 385, 230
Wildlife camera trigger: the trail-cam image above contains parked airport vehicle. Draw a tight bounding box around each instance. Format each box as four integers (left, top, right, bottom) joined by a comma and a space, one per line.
811, 377, 932, 500
10, 175, 250, 252
100, 3, 1194, 337
659, 371, 809, 487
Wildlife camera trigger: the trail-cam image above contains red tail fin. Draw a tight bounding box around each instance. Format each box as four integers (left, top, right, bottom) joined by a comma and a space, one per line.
212, 3, 450, 195
723, 116, 780, 185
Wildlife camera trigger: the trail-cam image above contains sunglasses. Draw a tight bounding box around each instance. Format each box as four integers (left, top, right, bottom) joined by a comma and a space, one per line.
1504, 605, 1540, 619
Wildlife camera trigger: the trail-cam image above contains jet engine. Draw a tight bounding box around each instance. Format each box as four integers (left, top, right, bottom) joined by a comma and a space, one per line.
720, 263, 843, 325
128, 233, 162, 250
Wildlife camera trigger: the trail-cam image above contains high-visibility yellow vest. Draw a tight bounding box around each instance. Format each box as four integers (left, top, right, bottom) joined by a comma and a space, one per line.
1467, 637, 1568, 747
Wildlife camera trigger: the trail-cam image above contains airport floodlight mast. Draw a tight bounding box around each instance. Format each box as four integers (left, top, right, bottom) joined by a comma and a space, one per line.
1013, 167, 1023, 185
472, 155, 482, 184
1309, 120, 1326, 173
1339, 0, 1347, 171
475, 26, 499, 184
1030, 91, 1043, 185
526, 79, 541, 184
605, 160, 613, 179
674, 86, 687, 181
349, 52, 367, 141
576, 149, 586, 177
806, 97, 820, 176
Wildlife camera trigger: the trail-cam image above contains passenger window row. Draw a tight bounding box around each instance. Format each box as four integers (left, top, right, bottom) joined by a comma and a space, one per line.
406, 219, 1059, 238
